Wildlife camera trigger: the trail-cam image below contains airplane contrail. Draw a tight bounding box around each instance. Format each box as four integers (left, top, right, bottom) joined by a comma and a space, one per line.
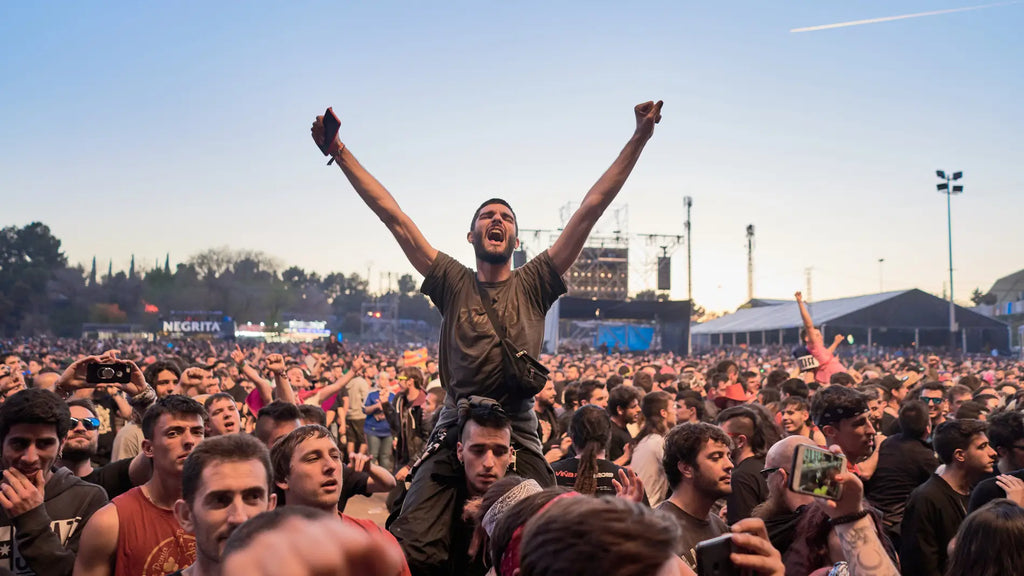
791, 1, 1020, 33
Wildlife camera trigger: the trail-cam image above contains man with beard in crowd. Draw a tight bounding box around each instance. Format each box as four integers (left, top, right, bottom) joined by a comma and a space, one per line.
57, 399, 151, 500
167, 434, 277, 576
657, 422, 734, 570
752, 435, 818, 557
269, 425, 411, 576
0, 389, 109, 576
901, 419, 997, 576
716, 406, 769, 524
532, 379, 561, 458
75, 395, 208, 576
312, 100, 664, 574
606, 384, 641, 465
919, 381, 950, 431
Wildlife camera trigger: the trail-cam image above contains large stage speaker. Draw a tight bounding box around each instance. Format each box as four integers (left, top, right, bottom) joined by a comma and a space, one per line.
657, 257, 671, 291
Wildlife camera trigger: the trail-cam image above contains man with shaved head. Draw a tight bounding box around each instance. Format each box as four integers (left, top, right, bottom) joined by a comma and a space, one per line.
752, 435, 819, 556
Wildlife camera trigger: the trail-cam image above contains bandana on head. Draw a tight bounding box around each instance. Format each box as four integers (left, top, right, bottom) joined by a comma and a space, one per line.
482, 479, 542, 537
499, 492, 580, 576
815, 404, 868, 429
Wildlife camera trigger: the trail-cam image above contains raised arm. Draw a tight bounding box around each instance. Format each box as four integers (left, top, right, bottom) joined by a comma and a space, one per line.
795, 291, 814, 331
548, 101, 663, 275
312, 116, 437, 276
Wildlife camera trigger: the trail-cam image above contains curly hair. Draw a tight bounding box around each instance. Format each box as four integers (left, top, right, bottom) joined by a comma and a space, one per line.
663, 422, 732, 488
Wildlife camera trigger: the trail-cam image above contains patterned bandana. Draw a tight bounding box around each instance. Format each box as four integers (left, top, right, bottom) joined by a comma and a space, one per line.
482, 479, 542, 537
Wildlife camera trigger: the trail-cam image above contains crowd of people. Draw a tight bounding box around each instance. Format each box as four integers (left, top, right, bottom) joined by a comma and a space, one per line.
1, 334, 1023, 575
1, 102, 1022, 576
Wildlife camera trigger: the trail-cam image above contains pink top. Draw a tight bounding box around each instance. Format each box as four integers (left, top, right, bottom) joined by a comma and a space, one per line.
806, 336, 847, 385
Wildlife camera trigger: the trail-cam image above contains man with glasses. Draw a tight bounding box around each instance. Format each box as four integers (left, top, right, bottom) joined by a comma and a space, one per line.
918, 382, 949, 431
57, 399, 151, 500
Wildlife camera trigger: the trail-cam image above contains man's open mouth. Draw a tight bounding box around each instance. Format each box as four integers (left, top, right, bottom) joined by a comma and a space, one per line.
486, 228, 504, 243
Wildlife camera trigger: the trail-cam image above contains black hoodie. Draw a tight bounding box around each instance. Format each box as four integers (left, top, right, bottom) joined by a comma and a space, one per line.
0, 467, 108, 576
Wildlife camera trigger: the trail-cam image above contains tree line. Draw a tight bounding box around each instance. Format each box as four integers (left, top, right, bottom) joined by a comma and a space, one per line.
0, 222, 440, 338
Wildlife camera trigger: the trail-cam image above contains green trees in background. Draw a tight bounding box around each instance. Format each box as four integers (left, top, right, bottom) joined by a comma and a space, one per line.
0, 222, 439, 337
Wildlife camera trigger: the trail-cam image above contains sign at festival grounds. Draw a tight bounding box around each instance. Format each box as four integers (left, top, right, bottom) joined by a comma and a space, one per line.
162, 321, 223, 333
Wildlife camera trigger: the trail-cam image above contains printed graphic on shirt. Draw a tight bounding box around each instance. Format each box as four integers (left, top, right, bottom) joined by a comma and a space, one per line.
141, 532, 196, 576
0, 516, 81, 575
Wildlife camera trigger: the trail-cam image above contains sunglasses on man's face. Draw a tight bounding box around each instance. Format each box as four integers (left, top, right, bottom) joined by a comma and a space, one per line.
922, 397, 944, 405
70, 417, 101, 431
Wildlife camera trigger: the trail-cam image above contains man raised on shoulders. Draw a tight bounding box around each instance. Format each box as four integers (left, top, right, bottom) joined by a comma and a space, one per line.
312, 99, 664, 573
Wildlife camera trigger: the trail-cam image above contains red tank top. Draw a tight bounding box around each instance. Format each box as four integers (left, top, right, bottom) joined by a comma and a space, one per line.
112, 486, 196, 576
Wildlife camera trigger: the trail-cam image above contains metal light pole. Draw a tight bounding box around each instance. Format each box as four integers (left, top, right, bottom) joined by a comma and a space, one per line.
936, 170, 963, 352
684, 196, 693, 303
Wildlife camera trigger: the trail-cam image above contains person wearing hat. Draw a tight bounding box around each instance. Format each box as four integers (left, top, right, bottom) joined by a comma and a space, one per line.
713, 383, 752, 411
809, 386, 878, 478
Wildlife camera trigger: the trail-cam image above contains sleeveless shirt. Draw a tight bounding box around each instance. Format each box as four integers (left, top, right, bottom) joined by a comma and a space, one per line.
112, 486, 196, 576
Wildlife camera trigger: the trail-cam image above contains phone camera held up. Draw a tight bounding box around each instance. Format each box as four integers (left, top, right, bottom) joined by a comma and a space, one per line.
87, 362, 131, 385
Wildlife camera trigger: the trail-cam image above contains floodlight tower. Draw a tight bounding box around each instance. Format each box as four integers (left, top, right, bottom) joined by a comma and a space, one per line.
936, 170, 964, 352
746, 225, 755, 302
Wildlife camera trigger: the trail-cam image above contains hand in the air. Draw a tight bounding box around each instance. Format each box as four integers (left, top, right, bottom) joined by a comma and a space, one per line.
634, 100, 663, 140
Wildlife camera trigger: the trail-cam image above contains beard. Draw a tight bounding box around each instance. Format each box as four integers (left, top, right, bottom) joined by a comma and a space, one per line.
61, 442, 97, 464
472, 229, 516, 265
695, 467, 732, 499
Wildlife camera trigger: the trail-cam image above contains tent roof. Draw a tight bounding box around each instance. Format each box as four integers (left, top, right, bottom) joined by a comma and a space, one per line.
987, 268, 1024, 305
692, 289, 1006, 335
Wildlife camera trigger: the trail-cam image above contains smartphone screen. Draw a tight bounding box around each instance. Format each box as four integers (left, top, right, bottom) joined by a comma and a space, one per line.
321, 107, 341, 155
789, 444, 846, 500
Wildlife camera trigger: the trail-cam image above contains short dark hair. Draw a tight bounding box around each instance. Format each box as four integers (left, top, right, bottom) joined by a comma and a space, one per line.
830, 372, 856, 387
676, 390, 705, 421
765, 370, 789, 390
254, 401, 303, 445
66, 397, 98, 418
471, 198, 518, 235
632, 371, 653, 394
955, 401, 987, 421
920, 381, 946, 395
519, 497, 680, 576
222, 506, 330, 562
986, 411, 1024, 451
203, 392, 236, 411
457, 397, 511, 441
141, 395, 207, 441
297, 404, 327, 427
607, 385, 641, 419
144, 361, 181, 385
810, 386, 868, 429
182, 434, 273, 506
663, 422, 732, 488
898, 400, 931, 439
578, 380, 605, 404
0, 389, 72, 446
933, 419, 988, 466
270, 424, 333, 485
781, 378, 809, 399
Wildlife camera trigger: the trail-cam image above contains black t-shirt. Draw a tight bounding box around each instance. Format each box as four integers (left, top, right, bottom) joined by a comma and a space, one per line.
656, 500, 729, 570
421, 250, 566, 408
552, 457, 625, 496
225, 382, 250, 404
337, 466, 371, 513
82, 457, 134, 500
535, 405, 560, 452
969, 467, 1024, 513
900, 474, 969, 576
726, 455, 768, 525
864, 433, 939, 533
608, 421, 633, 463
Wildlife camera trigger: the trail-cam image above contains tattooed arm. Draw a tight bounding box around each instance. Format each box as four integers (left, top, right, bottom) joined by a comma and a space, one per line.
833, 516, 899, 576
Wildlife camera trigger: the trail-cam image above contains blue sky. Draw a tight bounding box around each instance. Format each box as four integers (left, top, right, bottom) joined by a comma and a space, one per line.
2, 1, 1021, 312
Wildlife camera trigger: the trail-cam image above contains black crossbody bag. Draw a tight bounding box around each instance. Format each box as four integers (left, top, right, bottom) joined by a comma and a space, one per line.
475, 282, 550, 398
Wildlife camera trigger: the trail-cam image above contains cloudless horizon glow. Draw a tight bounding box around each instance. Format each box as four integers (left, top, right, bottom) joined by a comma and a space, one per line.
2, 2, 1021, 314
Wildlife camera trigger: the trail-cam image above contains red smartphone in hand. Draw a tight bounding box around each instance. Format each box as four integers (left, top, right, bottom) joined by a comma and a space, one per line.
321, 107, 341, 162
